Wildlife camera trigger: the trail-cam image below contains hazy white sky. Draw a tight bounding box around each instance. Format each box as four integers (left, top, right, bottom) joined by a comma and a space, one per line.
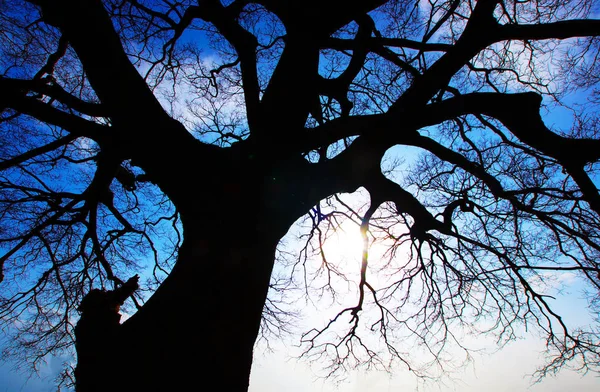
249, 336, 600, 392
1, 336, 598, 392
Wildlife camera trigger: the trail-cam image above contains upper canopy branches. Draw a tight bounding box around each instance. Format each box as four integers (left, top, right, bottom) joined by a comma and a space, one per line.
6, 0, 599, 151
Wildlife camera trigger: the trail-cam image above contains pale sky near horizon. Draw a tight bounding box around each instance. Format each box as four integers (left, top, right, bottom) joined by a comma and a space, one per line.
247, 277, 600, 392
1, 337, 598, 392
249, 339, 600, 392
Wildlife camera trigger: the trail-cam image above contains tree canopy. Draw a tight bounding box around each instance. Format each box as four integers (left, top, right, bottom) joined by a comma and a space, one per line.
1, 0, 600, 390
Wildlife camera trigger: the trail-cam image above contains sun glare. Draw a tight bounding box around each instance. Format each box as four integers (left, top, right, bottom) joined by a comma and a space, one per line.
322, 223, 365, 264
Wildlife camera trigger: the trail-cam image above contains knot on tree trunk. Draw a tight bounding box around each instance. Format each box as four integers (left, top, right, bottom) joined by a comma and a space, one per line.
74, 275, 139, 391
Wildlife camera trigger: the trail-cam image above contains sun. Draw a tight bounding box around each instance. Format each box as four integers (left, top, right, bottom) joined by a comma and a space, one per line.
321, 223, 365, 264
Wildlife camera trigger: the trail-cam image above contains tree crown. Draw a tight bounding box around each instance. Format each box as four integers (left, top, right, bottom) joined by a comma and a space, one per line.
1, 0, 600, 387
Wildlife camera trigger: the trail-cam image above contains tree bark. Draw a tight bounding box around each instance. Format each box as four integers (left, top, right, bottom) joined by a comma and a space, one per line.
76, 221, 280, 391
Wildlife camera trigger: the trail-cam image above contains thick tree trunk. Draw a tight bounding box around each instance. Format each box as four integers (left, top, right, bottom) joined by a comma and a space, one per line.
72, 125, 339, 391
122, 226, 278, 391
72, 148, 359, 391
75, 216, 282, 391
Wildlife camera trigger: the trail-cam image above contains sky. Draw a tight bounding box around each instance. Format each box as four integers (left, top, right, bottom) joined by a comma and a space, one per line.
0, 354, 65, 392
247, 226, 600, 391
249, 337, 600, 392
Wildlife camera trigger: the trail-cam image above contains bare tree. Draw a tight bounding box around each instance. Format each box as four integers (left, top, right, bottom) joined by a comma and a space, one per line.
1, 0, 600, 390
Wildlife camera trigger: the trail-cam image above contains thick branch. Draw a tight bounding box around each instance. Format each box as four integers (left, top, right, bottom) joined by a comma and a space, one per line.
0, 82, 110, 143
317, 15, 376, 117
33, 34, 69, 80
324, 37, 451, 53
390, 16, 600, 113
293, 114, 384, 153
431, 92, 600, 164
390, 0, 501, 110
258, 0, 387, 137
427, 92, 600, 213
302, 91, 600, 164
39, 0, 168, 123
0, 135, 77, 172
256, 0, 386, 36
363, 170, 447, 237
195, 1, 261, 130
498, 19, 600, 41
310, 134, 448, 238
259, 38, 321, 134
1, 77, 107, 117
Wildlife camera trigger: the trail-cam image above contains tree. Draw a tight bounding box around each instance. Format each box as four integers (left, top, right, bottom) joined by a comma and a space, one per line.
1, 0, 600, 390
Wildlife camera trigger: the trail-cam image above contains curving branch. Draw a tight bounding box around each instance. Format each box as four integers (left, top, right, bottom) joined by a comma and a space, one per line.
425, 92, 600, 213
38, 0, 169, 123
325, 36, 452, 53
0, 135, 77, 172
317, 15, 377, 117
498, 18, 600, 41
0, 80, 111, 143
1, 77, 107, 117
390, 0, 502, 110
193, 1, 261, 129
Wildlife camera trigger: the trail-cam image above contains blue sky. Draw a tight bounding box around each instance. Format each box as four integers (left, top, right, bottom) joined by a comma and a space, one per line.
0, 354, 65, 392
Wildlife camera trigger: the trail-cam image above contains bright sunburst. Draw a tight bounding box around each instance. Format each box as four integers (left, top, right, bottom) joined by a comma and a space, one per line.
321, 222, 365, 264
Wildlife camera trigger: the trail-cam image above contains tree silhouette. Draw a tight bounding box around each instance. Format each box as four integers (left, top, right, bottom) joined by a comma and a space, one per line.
1, 0, 600, 390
